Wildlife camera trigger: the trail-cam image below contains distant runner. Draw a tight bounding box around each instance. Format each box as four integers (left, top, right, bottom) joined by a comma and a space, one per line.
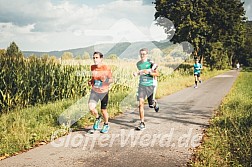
236, 62, 240, 70
193, 58, 202, 88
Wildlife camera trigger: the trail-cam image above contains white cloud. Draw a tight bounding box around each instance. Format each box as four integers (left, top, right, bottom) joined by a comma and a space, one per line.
0, 0, 159, 51
0, 23, 35, 41
2, 0, 250, 52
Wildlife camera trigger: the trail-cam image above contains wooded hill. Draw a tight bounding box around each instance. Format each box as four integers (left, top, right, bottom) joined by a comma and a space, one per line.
22, 41, 173, 59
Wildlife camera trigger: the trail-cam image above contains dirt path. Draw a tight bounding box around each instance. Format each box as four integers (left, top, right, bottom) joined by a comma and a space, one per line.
0, 70, 239, 167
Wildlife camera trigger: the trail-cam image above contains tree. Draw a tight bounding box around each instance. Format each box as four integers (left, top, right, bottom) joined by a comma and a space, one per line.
154, 0, 209, 61
0, 49, 6, 57
61, 52, 73, 60
205, 42, 229, 70
6, 41, 23, 58
154, 0, 246, 69
107, 54, 118, 60
82, 51, 90, 59
150, 48, 163, 63
238, 21, 252, 67
205, 0, 246, 66
75, 55, 82, 60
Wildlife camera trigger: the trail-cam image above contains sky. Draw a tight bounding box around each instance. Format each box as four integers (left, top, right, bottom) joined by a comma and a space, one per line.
0, 0, 251, 52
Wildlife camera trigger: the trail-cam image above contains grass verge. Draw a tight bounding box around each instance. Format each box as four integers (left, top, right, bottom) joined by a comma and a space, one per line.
190, 71, 252, 167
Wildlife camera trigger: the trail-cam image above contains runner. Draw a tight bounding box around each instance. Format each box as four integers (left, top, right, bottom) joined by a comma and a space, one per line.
193, 58, 202, 88
88, 51, 113, 133
236, 62, 240, 70
134, 48, 159, 130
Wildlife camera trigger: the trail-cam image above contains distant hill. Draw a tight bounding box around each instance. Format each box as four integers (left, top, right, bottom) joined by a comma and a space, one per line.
22, 41, 172, 59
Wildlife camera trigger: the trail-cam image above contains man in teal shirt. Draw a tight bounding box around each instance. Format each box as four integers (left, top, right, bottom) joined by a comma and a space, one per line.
134, 48, 159, 130
193, 58, 202, 88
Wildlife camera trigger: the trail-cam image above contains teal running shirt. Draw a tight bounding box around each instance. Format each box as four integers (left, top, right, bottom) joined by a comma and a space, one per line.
136, 60, 153, 86
194, 63, 202, 74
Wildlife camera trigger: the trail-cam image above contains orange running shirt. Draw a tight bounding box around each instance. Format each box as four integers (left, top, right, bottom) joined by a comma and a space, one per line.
90, 64, 112, 93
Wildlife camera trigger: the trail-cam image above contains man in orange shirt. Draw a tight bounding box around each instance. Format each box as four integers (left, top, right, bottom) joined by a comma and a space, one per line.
88, 51, 113, 133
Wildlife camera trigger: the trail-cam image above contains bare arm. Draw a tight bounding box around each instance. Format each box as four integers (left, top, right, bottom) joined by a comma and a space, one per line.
150, 70, 159, 77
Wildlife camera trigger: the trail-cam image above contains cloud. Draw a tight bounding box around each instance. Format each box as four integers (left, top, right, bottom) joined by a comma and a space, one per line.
0, 0, 101, 32
0, 0, 159, 51
0, 1, 53, 26
2, 0, 249, 52
243, 0, 252, 20
0, 0, 155, 32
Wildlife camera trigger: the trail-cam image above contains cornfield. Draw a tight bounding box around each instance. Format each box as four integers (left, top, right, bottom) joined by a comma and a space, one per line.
0, 54, 90, 113
0, 50, 182, 114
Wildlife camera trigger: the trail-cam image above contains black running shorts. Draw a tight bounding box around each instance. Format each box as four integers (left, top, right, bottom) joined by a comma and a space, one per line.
194, 73, 200, 77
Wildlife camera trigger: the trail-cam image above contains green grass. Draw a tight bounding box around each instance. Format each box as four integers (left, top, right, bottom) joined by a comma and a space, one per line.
156, 68, 227, 98
0, 66, 227, 159
190, 71, 252, 167
0, 99, 76, 157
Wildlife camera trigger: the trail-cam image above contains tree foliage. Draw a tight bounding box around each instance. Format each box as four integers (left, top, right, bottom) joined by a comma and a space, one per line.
61, 52, 73, 60
107, 54, 118, 60
6, 41, 23, 58
82, 51, 90, 59
154, 0, 247, 69
237, 21, 252, 67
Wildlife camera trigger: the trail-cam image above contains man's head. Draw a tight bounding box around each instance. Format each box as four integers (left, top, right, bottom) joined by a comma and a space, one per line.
195, 58, 199, 63
139, 48, 148, 62
93, 51, 103, 65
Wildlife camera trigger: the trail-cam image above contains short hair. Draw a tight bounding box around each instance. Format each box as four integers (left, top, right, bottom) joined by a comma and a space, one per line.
139, 48, 148, 54
93, 51, 103, 58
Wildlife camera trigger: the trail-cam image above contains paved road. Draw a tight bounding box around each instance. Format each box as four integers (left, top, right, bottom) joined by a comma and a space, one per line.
0, 70, 239, 167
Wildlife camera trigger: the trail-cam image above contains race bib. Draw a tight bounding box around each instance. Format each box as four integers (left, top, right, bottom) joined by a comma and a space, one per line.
141, 76, 148, 83
94, 80, 102, 88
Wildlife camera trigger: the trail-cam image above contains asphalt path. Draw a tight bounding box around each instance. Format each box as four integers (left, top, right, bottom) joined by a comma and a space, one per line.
0, 70, 239, 167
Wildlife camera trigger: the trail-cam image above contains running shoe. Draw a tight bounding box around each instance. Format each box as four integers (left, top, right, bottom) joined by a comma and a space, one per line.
93, 116, 101, 130
137, 122, 145, 130
154, 100, 159, 112
100, 124, 110, 133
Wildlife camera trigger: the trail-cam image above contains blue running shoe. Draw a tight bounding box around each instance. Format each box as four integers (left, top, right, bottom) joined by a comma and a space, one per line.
100, 124, 110, 133
93, 116, 101, 130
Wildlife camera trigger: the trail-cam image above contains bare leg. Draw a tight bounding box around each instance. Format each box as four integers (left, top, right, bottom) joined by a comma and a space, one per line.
101, 109, 109, 124
153, 85, 157, 101
88, 102, 99, 118
198, 76, 201, 82
139, 98, 145, 122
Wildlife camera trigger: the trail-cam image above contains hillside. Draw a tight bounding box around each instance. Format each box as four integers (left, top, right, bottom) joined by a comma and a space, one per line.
22, 41, 172, 59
